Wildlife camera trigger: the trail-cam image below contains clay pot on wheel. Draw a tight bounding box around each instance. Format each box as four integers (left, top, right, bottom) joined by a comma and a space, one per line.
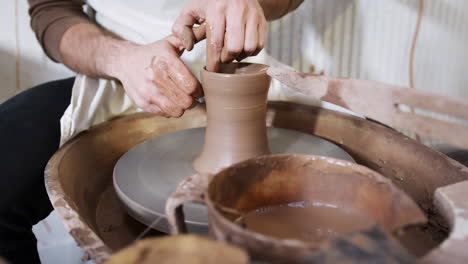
193, 63, 271, 174
166, 154, 427, 263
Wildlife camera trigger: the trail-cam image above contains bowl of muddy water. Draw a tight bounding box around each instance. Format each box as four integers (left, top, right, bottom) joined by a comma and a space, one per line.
166, 154, 427, 263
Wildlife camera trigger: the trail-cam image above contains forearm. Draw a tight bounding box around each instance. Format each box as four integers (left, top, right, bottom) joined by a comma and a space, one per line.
259, 0, 304, 21
59, 23, 132, 79
29, 0, 132, 79
29, 0, 93, 62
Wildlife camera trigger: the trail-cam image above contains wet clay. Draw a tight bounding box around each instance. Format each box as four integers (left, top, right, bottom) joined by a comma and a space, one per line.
235, 203, 374, 243
193, 63, 271, 173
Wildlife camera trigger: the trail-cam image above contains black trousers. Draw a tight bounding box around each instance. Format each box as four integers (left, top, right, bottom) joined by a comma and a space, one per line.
0, 78, 74, 264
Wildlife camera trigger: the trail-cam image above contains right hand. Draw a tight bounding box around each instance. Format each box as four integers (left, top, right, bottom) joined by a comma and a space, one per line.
113, 36, 202, 117
172, 0, 267, 71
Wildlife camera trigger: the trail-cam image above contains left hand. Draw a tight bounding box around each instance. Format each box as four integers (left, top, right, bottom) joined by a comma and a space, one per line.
111, 35, 202, 117
172, 0, 267, 64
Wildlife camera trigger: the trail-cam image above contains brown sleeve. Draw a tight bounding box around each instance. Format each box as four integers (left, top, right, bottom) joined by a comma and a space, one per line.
28, 0, 93, 62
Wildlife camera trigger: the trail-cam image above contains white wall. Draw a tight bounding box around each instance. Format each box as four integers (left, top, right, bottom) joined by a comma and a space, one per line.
267, 0, 468, 99
0, 0, 74, 103
266, 0, 468, 145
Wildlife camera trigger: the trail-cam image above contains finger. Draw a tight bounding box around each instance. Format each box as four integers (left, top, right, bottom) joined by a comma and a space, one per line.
165, 35, 185, 53
181, 27, 196, 51
153, 69, 193, 116
237, 13, 260, 62
164, 78, 194, 110
253, 19, 267, 56
243, 13, 259, 57
206, 3, 226, 71
172, 10, 199, 50
168, 59, 203, 99
188, 99, 199, 110
132, 94, 166, 116
149, 92, 185, 118
193, 24, 207, 42
148, 87, 186, 118
145, 103, 165, 116
236, 51, 248, 62
180, 24, 208, 52
220, 6, 247, 63
192, 82, 204, 99
206, 25, 220, 72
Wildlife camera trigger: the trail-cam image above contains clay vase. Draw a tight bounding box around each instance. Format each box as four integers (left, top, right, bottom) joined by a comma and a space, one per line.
193, 63, 271, 174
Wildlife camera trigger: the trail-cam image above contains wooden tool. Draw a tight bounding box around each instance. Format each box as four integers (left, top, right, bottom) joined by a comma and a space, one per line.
268, 67, 468, 150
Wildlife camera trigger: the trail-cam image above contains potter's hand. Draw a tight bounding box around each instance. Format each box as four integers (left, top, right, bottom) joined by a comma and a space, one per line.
113, 36, 202, 117
173, 0, 267, 62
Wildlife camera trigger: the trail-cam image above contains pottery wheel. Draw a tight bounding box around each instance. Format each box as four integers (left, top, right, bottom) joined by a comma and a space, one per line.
114, 127, 354, 234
